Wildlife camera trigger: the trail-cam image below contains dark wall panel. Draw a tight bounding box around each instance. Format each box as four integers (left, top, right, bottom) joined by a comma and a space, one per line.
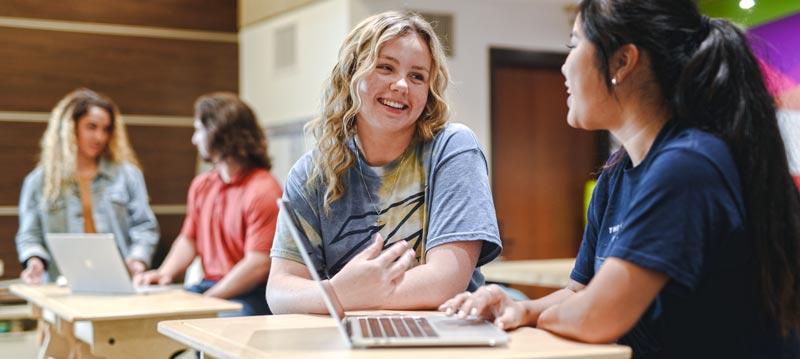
0, 0, 237, 32
152, 214, 185, 270
0, 217, 22, 280
0, 122, 45, 206
0, 28, 238, 115
127, 126, 196, 205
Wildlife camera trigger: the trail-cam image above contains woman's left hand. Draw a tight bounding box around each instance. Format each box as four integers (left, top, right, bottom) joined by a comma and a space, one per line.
438, 284, 527, 330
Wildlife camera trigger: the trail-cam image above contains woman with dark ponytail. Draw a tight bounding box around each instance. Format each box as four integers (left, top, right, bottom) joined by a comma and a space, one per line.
439, 0, 800, 357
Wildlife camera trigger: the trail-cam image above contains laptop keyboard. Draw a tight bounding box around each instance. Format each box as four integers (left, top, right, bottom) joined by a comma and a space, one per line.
358, 316, 439, 338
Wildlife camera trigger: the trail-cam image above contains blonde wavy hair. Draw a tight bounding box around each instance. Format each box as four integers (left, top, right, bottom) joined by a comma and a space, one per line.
39, 88, 140, 202
306, 11, 451, 211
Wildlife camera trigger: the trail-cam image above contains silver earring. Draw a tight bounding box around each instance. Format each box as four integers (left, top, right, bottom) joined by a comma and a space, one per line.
611, 77, 618, 86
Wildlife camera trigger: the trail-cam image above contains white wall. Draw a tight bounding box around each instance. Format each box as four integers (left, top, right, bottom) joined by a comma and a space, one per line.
240, 0, 574, 182
240, 0, 350, 125
352, 0, 574, 157
240, 0, 351, 183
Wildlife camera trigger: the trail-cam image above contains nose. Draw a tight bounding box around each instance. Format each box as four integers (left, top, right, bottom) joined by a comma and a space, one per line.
95, 128, 109, 142
390, 76, 408, 93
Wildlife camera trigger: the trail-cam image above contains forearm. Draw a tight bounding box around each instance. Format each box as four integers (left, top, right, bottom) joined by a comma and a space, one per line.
205, 252, 270, 299
519, 287, 579, 327
266, 270, 330, 314
382, 263, 472, 309
537, 291, 608, 342
157, 235, 197, 279
537, 259, 668, 343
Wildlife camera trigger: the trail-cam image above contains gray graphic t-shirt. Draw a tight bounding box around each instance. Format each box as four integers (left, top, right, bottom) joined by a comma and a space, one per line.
271, 123, 502, 291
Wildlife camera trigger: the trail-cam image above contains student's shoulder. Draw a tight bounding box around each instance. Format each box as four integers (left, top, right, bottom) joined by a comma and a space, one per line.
657, 128, 735, 173
648, 128, 737, 187
285, 151, 316, 185
247, 168, 283, 194
187, 170, 218, 193
431, 123, 483, 154
23, 166, 45, 184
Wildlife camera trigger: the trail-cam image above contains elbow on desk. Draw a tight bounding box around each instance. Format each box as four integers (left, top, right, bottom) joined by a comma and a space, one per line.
264, 279, 286, 314
539, 305, 628, 345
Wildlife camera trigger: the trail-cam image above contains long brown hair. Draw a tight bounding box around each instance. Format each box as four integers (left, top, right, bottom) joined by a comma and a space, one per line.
194, 92, 271, 170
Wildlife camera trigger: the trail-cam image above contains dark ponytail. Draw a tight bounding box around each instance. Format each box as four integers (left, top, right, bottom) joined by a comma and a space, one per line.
675, 19, 800, 335
581, 0, 800, 335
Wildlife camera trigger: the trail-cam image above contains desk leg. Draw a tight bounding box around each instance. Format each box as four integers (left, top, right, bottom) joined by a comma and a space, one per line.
89, 314, 211, 359
38, 320, 70, 359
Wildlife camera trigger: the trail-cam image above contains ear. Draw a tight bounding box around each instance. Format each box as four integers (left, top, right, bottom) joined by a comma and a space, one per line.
609, 44, 640, 85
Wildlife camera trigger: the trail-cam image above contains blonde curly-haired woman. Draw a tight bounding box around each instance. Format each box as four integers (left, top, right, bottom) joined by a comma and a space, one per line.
267, 11, 502, 314
16, 88, 159, 284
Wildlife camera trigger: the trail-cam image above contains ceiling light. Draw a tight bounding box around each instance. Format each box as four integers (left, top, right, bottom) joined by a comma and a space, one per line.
739, 0, 755, 10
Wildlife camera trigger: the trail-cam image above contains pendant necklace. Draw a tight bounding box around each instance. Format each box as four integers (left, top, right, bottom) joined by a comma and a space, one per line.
353, 136, 408, 226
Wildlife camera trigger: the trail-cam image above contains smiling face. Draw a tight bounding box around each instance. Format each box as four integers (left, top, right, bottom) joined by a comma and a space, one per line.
562, 17, 617, 130
75, 106, 112, 161
355, 33, 432, 140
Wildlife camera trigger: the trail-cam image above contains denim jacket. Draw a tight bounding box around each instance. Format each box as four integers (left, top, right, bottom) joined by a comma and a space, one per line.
15, 159, 159, 278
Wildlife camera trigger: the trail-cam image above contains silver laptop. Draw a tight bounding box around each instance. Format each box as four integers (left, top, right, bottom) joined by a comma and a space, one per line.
45, 233, 175, 295
276, 198, 509, 348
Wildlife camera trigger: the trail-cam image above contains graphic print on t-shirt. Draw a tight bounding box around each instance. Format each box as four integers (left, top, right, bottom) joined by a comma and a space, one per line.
328, 191, 425, 273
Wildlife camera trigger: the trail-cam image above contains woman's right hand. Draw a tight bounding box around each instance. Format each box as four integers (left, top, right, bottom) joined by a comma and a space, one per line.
329, 233, 416, 310
20, 257, 45, 284
438, 284, 528, 330
132, 269, 172, 286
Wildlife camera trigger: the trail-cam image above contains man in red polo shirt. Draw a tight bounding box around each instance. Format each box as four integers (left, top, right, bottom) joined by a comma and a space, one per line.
134, 92, 282, 316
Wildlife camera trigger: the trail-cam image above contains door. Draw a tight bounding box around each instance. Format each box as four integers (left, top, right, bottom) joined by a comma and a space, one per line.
491, 49, 602, 298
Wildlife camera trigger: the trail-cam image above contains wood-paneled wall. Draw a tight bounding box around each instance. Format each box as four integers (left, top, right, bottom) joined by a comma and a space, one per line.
0, 0, 238, 279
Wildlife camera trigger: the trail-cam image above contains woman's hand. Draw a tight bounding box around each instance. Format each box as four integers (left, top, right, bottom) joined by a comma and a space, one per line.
125, 258, 147, 277
132, 269, 173, 286
330, 233, 416, 310
20, 257, 45, 284
438, 284, 528, 330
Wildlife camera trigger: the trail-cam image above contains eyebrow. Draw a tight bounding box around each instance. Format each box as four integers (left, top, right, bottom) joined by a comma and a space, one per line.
380, 55, 430, 73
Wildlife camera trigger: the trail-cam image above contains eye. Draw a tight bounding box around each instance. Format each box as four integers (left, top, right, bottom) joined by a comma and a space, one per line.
377, 64, 392, 72
566, 44, 576, 50
410, 73, 425, 83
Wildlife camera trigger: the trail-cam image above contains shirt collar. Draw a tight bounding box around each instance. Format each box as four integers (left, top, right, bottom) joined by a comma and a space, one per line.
96, 157, 115, 179
216, 167, 250, 185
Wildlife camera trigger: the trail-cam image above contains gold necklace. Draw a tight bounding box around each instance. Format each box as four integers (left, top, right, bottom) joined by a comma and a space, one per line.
353, 137, 408, 226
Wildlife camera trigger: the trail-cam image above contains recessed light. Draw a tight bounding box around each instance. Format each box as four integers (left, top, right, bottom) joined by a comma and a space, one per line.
739, 0, 755, 10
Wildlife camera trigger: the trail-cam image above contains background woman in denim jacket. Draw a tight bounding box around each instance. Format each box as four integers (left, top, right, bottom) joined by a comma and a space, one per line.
16, 88, 159, 284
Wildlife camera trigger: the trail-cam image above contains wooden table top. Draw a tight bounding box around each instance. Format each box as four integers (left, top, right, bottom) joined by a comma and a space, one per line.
158, 311, 631, 359
10, 284, 241, 322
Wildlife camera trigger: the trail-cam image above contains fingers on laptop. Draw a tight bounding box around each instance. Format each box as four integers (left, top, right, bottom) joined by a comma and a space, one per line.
439, 284, 503, 319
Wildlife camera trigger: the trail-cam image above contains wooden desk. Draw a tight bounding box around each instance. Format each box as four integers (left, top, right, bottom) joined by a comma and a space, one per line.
10, 284, 241, 359
482, 259, 575, 288
158, 312, 631, 359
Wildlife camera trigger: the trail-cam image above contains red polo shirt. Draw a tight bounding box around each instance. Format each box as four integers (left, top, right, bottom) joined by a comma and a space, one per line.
180, 168, 282, 281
